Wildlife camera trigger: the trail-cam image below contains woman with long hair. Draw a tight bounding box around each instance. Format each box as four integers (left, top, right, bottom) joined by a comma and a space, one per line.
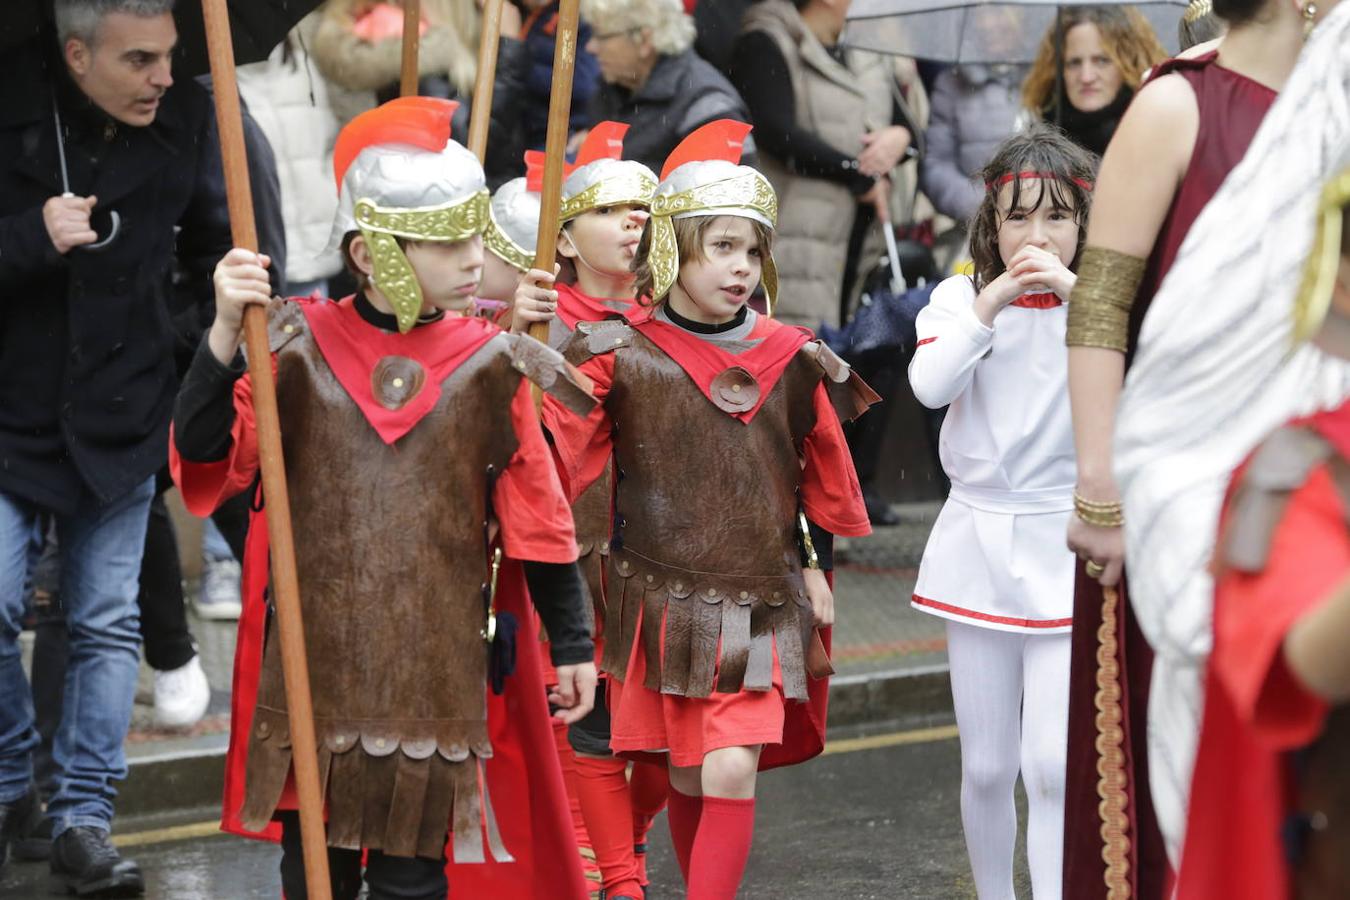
1021, 6, 1167, 156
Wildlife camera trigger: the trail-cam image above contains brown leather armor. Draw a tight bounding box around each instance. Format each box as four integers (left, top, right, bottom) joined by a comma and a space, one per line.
240, 301, 591, 861
1221, 423, 1350, 898
563, 319, 870, 702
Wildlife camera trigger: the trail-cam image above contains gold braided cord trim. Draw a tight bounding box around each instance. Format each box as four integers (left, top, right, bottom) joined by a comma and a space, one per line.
353, 190, 490, 243
1094, 584, 1133, 899
483, 211, 533, 273
560, 173, 658, 222
1182, 0, 1213, 24
1066, 246, 1147, 353
650, 172, 779, 226
1292, 165, 1350, 344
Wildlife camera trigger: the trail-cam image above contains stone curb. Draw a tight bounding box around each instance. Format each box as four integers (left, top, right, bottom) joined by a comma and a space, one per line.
117, 665, 954, 822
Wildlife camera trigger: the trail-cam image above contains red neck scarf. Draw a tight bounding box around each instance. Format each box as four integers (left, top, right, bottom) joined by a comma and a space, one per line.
630, 310, 812, 423
556, 283, 635, 330
301, 296, 499, 445
1009, 292, 1063, 309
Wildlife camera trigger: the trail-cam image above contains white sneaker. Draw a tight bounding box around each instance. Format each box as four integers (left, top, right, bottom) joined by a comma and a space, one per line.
194, 558, 242, 620
153, 655, 211, 729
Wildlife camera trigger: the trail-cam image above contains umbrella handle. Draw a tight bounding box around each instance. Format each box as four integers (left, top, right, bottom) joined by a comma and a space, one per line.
872, 188, 906, 294
61, 192, 122, 253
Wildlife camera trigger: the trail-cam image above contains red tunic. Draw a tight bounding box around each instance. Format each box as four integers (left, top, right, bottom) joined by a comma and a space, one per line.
542, 312, 869, 770
169, 300, 587, 899
1062, 54, 1277, 900
1176, 403, 1350, 900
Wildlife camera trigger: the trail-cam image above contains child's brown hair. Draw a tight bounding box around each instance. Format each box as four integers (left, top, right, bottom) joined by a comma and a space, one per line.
632, 214, 775, 306
968, 124, 1097, 290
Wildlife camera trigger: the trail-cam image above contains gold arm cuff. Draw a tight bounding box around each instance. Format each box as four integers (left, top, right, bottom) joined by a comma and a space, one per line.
1065, 246, 1147, 353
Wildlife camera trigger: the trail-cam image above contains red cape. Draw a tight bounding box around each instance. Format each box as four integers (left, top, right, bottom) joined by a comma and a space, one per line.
1177, 403, 1350, 900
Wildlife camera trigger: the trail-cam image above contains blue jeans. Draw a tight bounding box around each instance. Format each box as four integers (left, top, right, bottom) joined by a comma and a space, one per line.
0, 478, 154, 836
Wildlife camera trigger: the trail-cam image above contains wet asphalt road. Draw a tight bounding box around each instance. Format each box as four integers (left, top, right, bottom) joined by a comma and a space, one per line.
3, 724, 1033, 899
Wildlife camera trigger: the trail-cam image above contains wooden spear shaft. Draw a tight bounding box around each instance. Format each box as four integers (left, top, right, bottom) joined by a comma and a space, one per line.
400, 0, 421, 96
467, 0, 505, 163
198, 3, 332, 898
528, 0, 581, 364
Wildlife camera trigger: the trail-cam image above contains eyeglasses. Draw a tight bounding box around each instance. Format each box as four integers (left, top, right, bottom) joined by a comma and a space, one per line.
591, 27, 640, 42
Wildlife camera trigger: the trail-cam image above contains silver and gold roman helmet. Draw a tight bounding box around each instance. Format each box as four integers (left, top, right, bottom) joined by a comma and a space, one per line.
647, 119, 778, 310
525, 121, 657, 226
329, 97, 488, 333
484, 177, 542, 273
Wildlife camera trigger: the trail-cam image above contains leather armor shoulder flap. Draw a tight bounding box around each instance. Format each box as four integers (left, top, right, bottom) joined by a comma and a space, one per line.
1222, 425, 1335, 573
265, 297, 306, 354
567, 319, 636, 363
802, 340, 881, 423
504, 332, 598, 416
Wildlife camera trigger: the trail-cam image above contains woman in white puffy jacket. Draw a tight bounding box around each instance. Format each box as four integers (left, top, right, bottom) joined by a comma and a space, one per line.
236, 13, 344, 297
908, 126, 1095, 900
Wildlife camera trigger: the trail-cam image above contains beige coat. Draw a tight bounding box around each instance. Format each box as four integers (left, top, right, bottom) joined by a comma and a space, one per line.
742, 1, 927, 329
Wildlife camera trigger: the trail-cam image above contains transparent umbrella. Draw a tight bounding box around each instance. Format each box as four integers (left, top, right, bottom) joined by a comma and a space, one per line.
843, 0, 1187, 63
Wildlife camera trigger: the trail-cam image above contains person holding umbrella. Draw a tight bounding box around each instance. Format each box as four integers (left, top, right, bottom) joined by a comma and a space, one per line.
1021, 6, 1167, 157
0, 0, 234, 893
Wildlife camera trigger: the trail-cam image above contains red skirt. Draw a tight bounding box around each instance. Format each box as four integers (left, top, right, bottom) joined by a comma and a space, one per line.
607, 605, 794, 768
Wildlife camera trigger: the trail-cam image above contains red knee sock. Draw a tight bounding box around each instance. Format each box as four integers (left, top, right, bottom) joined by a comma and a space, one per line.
686, 796, 755, 900
665, 787, 702, 885
628, 761, 668, 886
551, 722, 599, 886
573, 755, 644, 899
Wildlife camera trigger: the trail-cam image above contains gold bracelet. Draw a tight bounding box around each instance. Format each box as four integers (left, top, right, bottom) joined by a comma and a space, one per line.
1065, 246, 1147, 353
1074, 491, 1124, 528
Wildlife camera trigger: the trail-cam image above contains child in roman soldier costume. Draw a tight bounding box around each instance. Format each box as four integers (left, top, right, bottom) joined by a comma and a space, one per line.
511, 121, 667, 900
168, 97, 598, 900
475, 175, 542, 319
542, 119, 876, 899
1177, 165, 1350, 900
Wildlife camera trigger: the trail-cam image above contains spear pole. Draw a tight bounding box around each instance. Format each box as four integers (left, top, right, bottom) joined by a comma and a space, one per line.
198, 3, 332, 897
401, 0, 421, 96
467, 0, 506, 163
528, 0, 581, 376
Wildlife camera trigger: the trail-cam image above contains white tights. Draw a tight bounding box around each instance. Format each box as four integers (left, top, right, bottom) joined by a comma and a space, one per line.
945, 620, 1071, 900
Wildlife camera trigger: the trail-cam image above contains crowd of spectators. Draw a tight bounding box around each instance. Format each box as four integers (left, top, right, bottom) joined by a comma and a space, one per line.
0, 0, 1173, 892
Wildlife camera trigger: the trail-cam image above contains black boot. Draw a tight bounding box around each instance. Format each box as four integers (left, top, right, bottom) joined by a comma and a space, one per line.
49, 826, 144, 897
0, 784, 44, 870
1, 782, 50, 863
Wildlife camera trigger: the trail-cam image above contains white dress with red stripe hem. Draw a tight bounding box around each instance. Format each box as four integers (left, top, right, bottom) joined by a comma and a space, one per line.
907, 275, 1075, 635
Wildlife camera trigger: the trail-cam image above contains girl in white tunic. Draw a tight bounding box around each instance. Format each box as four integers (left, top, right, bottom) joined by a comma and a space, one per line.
908, 126, 1096, 900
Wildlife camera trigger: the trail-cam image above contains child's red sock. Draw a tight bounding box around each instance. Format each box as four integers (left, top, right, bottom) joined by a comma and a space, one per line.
686, 796, 755, 900
665, 786, 703, 885
573, 755, 644, 899
628, 760, 668, 887
551, 720, 599, 889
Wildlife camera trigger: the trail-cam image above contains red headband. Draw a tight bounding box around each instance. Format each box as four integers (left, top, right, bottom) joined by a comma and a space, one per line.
984, 171, 1094, 192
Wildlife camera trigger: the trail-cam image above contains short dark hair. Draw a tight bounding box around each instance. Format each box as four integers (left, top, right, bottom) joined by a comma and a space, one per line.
968, 124, 1098, 290
55, 0, 176, 46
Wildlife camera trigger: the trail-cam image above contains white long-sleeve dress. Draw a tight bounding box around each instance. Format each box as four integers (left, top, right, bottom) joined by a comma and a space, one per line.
908, 275, 1076, 633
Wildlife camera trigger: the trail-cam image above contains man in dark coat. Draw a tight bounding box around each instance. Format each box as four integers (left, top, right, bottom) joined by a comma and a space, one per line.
0, 1, 230, 894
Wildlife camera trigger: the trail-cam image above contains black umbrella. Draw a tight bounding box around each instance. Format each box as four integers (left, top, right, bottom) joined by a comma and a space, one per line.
843, 0, 1186, 63
3, 0, 321, 76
